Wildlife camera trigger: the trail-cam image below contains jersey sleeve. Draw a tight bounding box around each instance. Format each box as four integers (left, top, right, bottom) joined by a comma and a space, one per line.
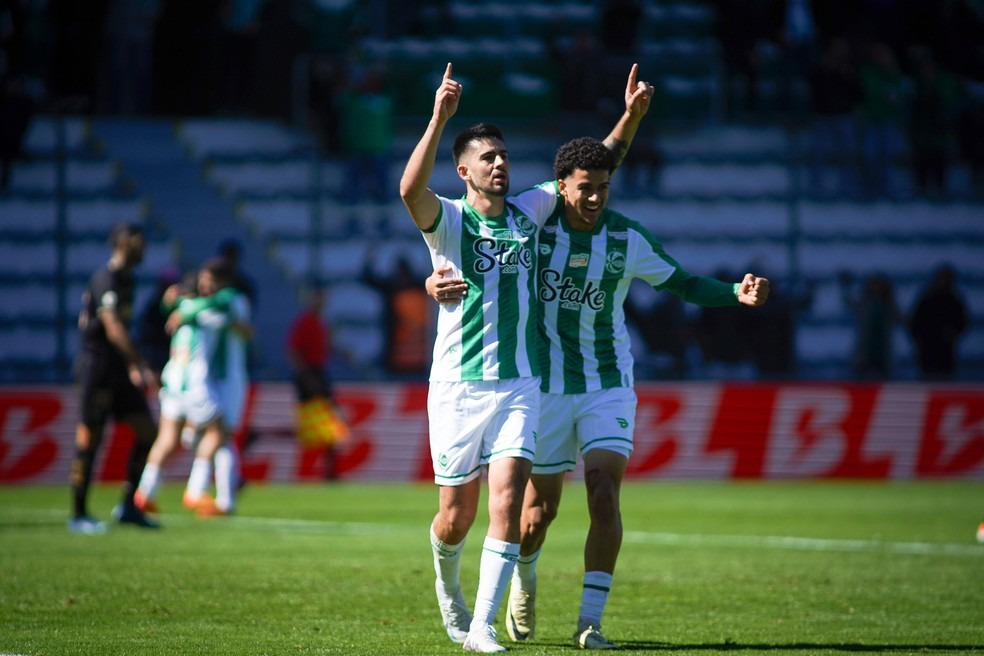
629, 222, 740, 307
509, 180, 559, 229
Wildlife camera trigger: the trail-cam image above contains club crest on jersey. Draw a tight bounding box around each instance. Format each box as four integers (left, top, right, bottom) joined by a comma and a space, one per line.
605, 251, 626, 274
513, 212, 536, 237
569, 253, 590, 268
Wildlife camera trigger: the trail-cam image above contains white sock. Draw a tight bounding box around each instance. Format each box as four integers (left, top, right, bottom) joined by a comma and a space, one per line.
512, 548, 540, 590
214, 443, 239, 512
185, 457, 212, 501
471, 537, 519, 630
578, 571, 613, 628
430, 526, 465, 596
137, 463, 161, 500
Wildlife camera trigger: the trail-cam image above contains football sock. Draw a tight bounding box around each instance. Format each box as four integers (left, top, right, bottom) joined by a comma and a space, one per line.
471, 536, 519, 630
137, 463, 161, 501
185, 457, 212, 501
430, 525, 465, 595
70, 446, 97, 517
512, 548, 540, 590
578, 571, 613, 627
214, 443, 239, 512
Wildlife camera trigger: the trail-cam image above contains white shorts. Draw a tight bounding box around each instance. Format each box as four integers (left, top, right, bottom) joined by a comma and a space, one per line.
158, 383, 222, 428
428, 377, 540, 486
534, 387, 636, 475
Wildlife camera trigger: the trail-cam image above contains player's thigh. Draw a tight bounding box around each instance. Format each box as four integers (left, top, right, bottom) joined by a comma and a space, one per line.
486, 377, 540, 464
535, 393, 578, 474
576, 387, 636, 460
427, 381, 495, 486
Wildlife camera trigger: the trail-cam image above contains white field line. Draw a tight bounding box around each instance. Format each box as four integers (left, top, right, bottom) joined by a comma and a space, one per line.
624, 531, 984, 557
11, 508, 984, 556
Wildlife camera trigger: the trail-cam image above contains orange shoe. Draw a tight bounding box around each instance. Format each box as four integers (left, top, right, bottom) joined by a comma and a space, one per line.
133, 491, 160, 514
195, 496, 232, 518
182, 492, 215, 512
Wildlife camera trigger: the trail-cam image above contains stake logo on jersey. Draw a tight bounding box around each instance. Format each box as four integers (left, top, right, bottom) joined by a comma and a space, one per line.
539, 268, 607, 311
473, 230, 534, 275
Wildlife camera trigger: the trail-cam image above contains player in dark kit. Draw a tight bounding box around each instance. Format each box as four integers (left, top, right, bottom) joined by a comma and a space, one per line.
69, 223, 161, 533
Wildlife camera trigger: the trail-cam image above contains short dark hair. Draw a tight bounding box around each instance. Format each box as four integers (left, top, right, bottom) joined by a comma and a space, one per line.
553, 137, 615, 180
108, 222, 143, 247
452, 123, 504, 164
200, 256, 234, 286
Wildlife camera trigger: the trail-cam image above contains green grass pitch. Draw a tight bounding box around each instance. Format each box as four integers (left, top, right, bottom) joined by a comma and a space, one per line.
2, 480, 983, 655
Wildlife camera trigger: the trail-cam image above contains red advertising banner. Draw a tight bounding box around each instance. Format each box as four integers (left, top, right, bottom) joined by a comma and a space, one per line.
1, 382, 983, 484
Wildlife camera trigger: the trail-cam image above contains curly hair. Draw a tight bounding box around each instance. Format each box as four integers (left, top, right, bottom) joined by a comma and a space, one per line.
452, 123, 505, 164
553, 137, 615, 180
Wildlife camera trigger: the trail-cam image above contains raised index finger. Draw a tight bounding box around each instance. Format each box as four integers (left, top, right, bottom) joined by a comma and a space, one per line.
443, 62, 453, 81
626, 63, 638, 93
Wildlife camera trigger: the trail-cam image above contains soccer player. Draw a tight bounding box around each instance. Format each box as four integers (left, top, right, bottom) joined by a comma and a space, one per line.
135, 258, 249, 517
428, 139, 770, 649
402, 63, 653, 653
69, 222, 160, 533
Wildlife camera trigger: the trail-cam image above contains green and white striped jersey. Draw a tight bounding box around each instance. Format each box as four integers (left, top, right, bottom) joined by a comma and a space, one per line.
422, 182, 558, 382
159, 289, 237, 393
536, 205, 741, 394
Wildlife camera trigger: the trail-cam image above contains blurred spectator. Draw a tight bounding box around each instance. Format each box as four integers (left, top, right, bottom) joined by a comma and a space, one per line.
771, 0, 818, 119
252, 0, 308, 121
552, 28, 607, 138
216, 0, 267, 114
217, 238, 258, 310
337, 65, 393, 204
858, 41, 907, 198
694, 269, 757, 379
152, 0, 221, 115
618, 121, 664, 197
600, 0, 642, 56
0, 0, 31, 79
286, 282, 347, 480
712, 0, 772, 121
0, 74, 36, 191
748, 275, 813, 379
624, 287, 690, 379
807, 37, 862, 197
908, 51, 962, 199
909, 264, 968, 381
49, 0, 108, 110
135, 264, 182, 379
360, 254, 432, 378
957, 95, 984, 197
307, 54, 344, 154
102, 0, 159, 115
839, 270, 902, 380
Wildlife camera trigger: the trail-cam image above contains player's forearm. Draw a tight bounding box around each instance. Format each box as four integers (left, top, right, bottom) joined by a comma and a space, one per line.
400, 117, 445, 230
400, 118, 446, 216
603, 111, 642, 170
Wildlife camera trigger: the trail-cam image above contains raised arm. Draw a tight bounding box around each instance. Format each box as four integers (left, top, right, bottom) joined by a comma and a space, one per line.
399, 62, 462, 231
602, 63, 654, 170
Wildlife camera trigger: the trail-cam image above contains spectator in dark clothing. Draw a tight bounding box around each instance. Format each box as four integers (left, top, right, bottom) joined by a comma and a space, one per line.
361, 255, 432, 378
695, 269, 758, 379
808, 37, 862, 197
858, 41, 906, 198
600, 0, 642, 56
958, 99, 984, 197
136, 264, 182, 379
217, 238, 257, 309
909, 264, 968, 381
0, 75, 36, 191
908, 51, 962, 199
712, 0, 772, 121
840, 270, 902, 380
